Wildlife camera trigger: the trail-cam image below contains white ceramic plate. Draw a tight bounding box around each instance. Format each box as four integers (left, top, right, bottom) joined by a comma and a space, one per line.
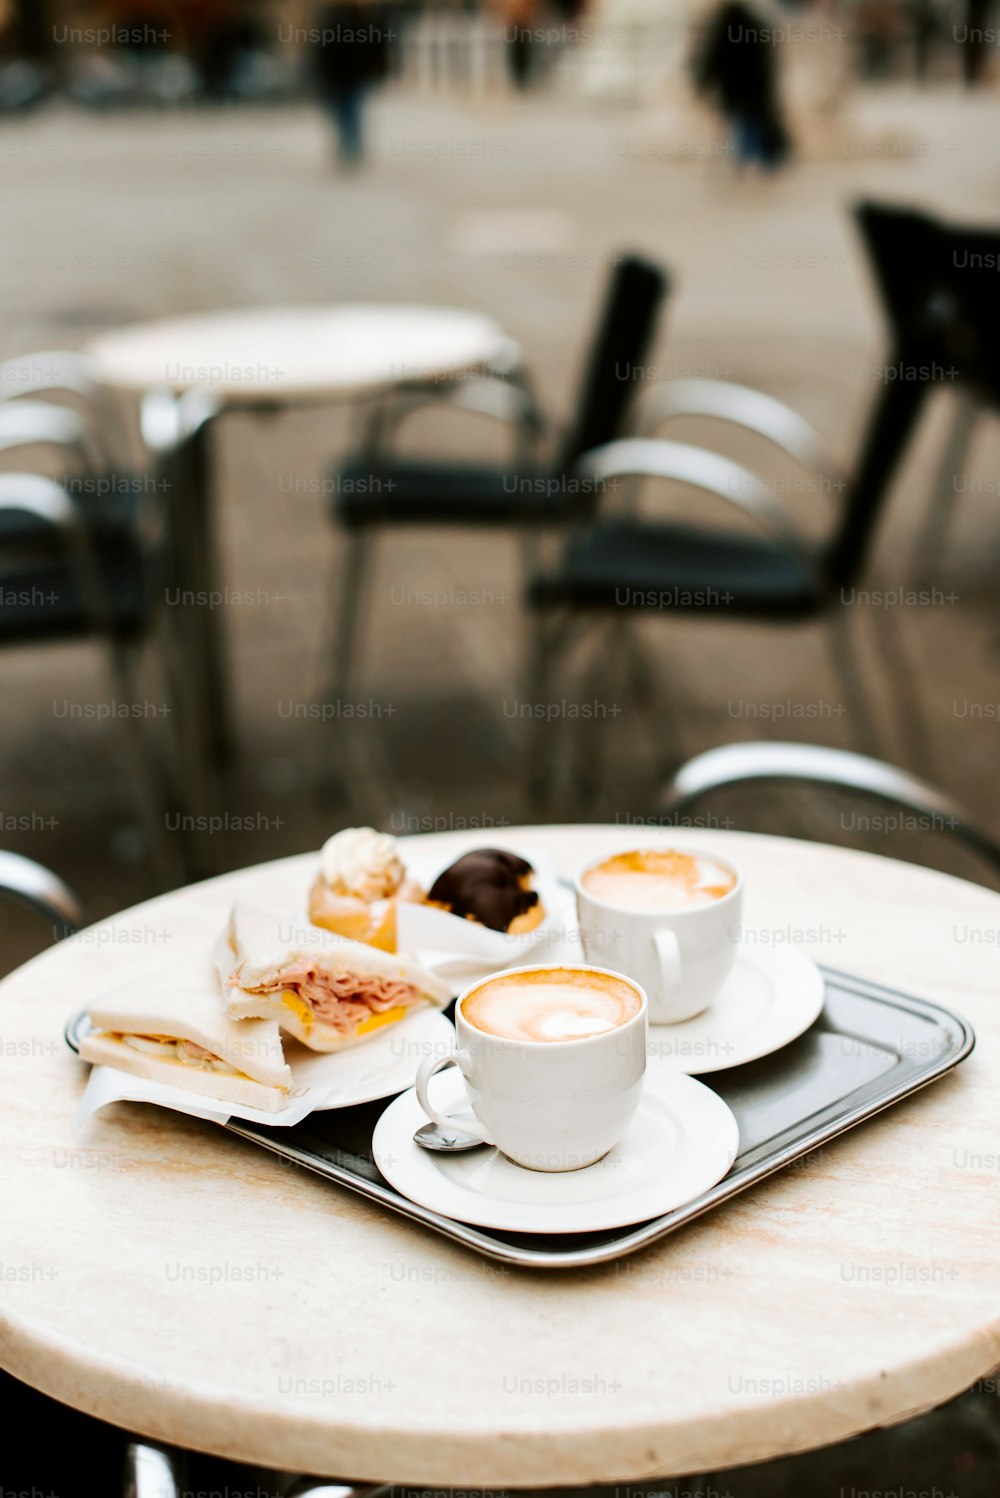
293, 1007, 454, 1110
371, 1054, 739, 1234
646, 944, 825, 1075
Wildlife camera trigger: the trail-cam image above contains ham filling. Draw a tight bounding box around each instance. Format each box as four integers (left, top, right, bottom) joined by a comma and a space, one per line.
231, 965, 422, 1036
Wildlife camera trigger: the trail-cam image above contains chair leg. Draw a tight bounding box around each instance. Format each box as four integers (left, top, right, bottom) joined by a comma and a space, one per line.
873, 602, 938, 780
327, 529, 374, 708
156, 610, 219, 876
826, 609, 883, 758
913, 392, 978, 587
105, 636, 185, 888
525, 605, 583, 818
526, 608, 605, 818
569, 614, 625, 810
525, 604, 556, 818
317, 529, 377, 804
621, 618, 688, 792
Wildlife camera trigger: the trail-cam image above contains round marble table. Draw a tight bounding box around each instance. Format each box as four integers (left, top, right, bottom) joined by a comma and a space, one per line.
0, 826, 997, 1486
85, 304, 510, 812
86, 303, 507, 402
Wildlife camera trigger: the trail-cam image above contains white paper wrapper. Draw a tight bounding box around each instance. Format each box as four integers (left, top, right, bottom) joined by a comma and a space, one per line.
75, 1006, 455, 1129
395, 845, 568, 974
75, 1062, 319, 1129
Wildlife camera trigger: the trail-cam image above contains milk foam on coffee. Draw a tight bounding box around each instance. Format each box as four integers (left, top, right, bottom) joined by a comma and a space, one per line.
462, 966, 641, 1043
583, 849, 737, 911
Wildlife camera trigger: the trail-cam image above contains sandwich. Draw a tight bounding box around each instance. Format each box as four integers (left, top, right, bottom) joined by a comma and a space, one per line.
221, 902, 452, 1052
80, 967, 293, 1113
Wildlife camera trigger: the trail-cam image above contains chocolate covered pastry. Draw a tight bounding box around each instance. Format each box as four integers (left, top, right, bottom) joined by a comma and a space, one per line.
427, 849, 544, 934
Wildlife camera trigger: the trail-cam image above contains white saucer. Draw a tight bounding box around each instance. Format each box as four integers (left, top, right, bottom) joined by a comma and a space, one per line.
371, 1054, 739, 1234
648, 944, 825, 1074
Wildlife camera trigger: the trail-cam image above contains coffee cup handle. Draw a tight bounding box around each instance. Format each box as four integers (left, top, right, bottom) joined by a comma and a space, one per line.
415, 1054, 495, 1146
654, 929, 683, 990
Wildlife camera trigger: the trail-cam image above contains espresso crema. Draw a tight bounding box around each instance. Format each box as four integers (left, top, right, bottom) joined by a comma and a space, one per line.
462, 966, 641, 1043
582, 849, 737, 911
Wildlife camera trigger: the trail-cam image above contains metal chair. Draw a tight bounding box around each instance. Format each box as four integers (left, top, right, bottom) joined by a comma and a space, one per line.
0, 469, 187, 880
638, 202, 1000, 588
0, 848, 83, 937
0, 349, 98, 405
0, 348, 125, 473
325, 254, 669, 709
524, 414, 932, 809
660, 741, 1000, 880
123, 1442, 183, 1497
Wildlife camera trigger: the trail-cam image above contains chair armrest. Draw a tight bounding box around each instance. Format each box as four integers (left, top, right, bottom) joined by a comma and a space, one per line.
0, 471, 88, 534
0, 850, 83, 937
0, 349, 98, 403
574, 437, 818, 572
367, 374, 545, 457
123, 1441, 181, 1498
0, 400, 90, 469
642, 378, 845, 495
660, 741, 1000, 876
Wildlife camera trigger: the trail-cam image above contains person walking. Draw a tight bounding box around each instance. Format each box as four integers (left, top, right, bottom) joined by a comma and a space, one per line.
692, 1, 791, 173
312, 0, 391, 168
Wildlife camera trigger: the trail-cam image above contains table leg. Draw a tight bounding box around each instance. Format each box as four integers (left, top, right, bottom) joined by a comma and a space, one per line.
179, 409, 236, 772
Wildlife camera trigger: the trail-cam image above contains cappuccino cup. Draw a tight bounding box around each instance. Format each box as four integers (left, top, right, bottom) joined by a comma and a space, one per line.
576, 848, 743, 1025
415, 964, 647, 1172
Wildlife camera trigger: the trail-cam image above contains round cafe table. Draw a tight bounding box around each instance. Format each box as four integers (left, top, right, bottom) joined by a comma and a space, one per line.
84, 306, 510, 835
1, 826, 997, 1486
86, 304, 508, 403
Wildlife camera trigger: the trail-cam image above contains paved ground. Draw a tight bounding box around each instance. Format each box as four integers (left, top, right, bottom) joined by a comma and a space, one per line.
0, 81, 998, 1493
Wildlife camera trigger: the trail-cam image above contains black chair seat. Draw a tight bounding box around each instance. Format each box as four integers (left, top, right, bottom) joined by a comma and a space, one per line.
529, 519, 820, 618
0, 548, 154, 643
331, 457, 574, 528
0, 472, 153, 547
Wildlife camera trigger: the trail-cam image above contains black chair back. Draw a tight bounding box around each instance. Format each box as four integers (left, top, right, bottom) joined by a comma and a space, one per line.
825, 200, 1000, 589
559, 253, 668, 473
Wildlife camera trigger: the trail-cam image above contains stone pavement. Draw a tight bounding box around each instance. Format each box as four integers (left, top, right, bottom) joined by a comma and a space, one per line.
0, 82, 998, 1492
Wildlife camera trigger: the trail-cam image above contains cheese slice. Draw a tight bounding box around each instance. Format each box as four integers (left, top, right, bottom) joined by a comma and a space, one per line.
356, 1005, 407, 1036
281, 990, 314, 1032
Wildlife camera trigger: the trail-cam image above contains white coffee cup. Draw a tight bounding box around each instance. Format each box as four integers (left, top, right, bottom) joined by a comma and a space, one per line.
575, 848, 743, 1025
415, 963, 648, 1172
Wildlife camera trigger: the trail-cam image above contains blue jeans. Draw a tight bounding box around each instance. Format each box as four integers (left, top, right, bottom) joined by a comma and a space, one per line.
731, 115, 777, 170
327, 87, 366, 164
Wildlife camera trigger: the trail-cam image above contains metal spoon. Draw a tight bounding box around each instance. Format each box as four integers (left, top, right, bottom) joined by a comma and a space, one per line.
413, 1117, 487, 1153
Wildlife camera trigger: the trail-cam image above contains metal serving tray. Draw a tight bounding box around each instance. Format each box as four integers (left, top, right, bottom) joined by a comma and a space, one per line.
222, 967, 974, 1270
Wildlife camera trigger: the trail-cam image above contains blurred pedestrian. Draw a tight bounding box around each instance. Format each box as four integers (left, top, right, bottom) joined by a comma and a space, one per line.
856, 0, 903, 78
311, 1, 391, 167
960, 0, 992, 85
502, 0, 538, 90
692, 1, 791, 173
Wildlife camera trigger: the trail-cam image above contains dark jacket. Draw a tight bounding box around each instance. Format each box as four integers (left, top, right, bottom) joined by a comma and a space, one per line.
312, 3, 391, 93
693, 1, 781, 119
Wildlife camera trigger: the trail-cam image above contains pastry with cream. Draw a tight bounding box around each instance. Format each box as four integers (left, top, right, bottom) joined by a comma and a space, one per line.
426, 849, 545, 934
222, 902, 451, 1052
81, 968, 293, 1113
308, 826, 421, 951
